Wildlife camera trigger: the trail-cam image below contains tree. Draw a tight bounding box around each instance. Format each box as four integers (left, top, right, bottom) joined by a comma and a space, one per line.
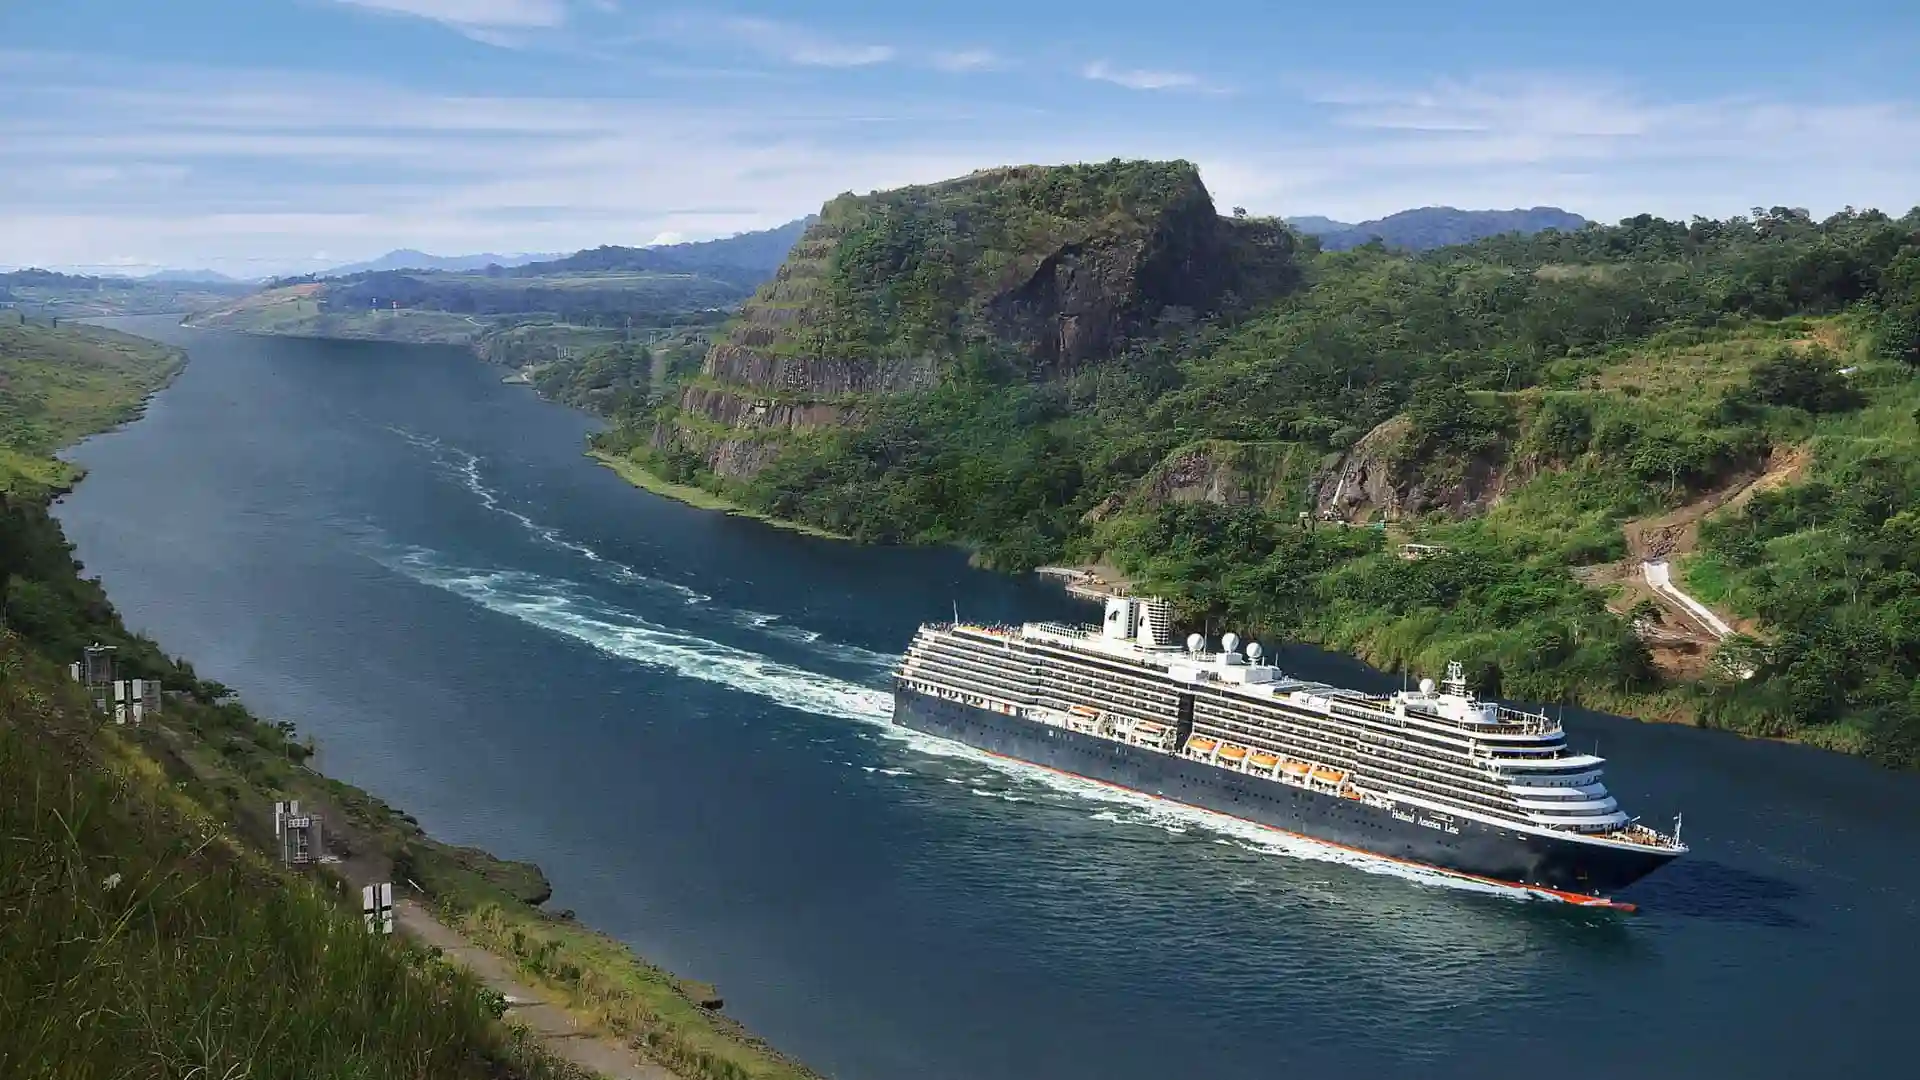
1877, 305, 1920, 372
1745, 348, 1864, 413
1629, 597, 1664, 626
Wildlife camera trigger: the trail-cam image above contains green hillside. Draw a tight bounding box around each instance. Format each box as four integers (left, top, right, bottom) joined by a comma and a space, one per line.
0, 315, 185, 493
0, 269, 251, 317
0, 316, 562, 1077
0, 316, 825, 1079
634, 159, 1297, 483
590, 183, 1920, 766
0, 637, 573, 1080
182, 226, 811, 367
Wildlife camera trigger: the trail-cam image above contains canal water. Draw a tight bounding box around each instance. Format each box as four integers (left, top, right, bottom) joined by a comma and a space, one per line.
56, 317, 1918, 1079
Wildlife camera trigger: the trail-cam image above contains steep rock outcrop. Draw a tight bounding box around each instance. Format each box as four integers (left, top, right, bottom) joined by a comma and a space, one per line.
658, 160, 1297, 478
1133, 440, 1317, 512
1314, 417, 1513, 521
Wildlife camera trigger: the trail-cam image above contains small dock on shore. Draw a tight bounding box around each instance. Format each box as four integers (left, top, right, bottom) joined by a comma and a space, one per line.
1035, 565, 1131, 602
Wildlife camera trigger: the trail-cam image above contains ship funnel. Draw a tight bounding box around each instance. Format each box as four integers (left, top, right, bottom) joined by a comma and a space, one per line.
1135, 598, 1176, 647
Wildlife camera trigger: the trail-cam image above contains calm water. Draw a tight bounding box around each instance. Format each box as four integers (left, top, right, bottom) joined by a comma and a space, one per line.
59, 317, 1918, 1079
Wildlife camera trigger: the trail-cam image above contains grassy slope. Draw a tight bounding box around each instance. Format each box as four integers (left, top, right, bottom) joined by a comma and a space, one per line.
1090, 314, 1918, 754
590, 450, 848, 539
0, 317, 572, 1078
0, 316, 824, 1080
188, 270, 745, 358
0, 641, 574, 1080
0, 316, 185, 493
604, 197, 1920, 763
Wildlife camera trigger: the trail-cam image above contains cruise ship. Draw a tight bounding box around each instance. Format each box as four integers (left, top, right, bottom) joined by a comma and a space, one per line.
892, 596, 1686, 908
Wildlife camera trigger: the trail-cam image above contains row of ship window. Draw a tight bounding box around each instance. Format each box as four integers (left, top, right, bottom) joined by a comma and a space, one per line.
911, 649, 1604, 826
931, 702, 1462, 852
1192, 707, 1524, 816
907, 671, 1550, 825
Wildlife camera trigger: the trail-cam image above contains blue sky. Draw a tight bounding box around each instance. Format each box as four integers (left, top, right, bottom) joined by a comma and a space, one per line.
3, 0, 1916, 276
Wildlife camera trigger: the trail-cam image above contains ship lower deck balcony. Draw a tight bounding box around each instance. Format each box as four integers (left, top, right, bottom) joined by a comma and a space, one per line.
901, 653, 1036, 704
1192, 706, 1517, 807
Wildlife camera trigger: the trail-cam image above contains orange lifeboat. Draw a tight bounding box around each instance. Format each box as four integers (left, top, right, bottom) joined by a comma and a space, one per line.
1186, 736, 1218, 755
1311, 767, 1346, 784
1218, 745, 1249, 763
1069, 704, 1099, 719
1250, 751, 1280, 770
1281, 761, 1310, 778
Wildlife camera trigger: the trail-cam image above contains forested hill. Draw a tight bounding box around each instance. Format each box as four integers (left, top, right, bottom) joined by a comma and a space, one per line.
186, 219, 816, 362
0, 268, 251, 316
1291, 206, 1590, 251
646, 160, 1298, 479
519, 216, 816, 287
585, 169, 1920, 767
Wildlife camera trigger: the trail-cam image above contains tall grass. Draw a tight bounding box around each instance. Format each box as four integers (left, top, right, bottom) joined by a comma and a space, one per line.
444, 899, 823, 1080
0, 638, 577, 1080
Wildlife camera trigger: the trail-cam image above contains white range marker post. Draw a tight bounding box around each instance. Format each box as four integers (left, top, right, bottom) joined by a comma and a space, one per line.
362, 882, 395, 935
111, 679, 160, 725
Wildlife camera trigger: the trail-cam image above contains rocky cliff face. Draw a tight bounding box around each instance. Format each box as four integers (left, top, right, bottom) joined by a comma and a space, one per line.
1129, 440, 1319, 513
1313, 416, 1515, 521
657, 160, 1296, 479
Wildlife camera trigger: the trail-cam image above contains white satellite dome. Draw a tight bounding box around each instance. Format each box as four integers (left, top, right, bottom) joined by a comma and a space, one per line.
1419, 677, 1437, 694
1246, 642, 1264, 661
1186, 632, 1204, 653
1221, 632, 1241, 654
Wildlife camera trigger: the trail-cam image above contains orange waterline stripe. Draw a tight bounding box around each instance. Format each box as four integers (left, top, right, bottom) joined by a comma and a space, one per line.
965, 741, 1639, 914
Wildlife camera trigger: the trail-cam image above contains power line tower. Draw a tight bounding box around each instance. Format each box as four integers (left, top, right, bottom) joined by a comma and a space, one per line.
275, 799, 324, 868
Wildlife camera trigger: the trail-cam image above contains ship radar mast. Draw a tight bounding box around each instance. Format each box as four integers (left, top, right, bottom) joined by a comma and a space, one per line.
1443, 660, 1470, 698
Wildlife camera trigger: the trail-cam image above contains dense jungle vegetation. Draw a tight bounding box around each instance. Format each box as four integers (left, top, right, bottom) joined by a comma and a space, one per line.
596, 202, 1920, 765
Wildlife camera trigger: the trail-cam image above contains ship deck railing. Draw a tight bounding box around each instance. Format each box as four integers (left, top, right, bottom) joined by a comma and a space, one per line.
1600, 823, 1685, 850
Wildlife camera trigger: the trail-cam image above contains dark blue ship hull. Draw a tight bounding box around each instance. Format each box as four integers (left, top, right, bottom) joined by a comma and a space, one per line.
893, 685, 1676, 902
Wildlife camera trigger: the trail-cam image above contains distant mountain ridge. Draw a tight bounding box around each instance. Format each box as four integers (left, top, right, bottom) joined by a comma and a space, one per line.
1286, 206, 1589, 251
314, 219, 817, 283
0, 269, 250, 316
514, 217, 817, 288
140, 268, 247, 284
318, 249, 566, 277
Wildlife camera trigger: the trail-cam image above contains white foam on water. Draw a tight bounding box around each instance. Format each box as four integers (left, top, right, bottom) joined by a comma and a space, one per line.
734, 609, 899, 670
384, 550, 896, 725
370, 439, 1545, 907
970, 788, 1030, 803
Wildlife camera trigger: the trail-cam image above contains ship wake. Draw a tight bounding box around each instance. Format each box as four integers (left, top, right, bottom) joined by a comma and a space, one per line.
387, 426, 897, 673
379, 544, 1553, 909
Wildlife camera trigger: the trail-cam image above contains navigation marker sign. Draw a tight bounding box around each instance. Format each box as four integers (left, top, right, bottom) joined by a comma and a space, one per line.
362, 882, 395, 935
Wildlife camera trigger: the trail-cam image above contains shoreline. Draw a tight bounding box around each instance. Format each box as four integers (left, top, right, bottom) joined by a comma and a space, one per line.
586, 449, 850, 540
586, 452, 1793, 754
159, 324, 1856, 766
35, 327, 825, 1080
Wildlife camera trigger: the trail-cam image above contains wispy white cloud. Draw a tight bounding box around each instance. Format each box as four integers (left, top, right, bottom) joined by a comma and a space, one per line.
1082, 60, 1200, 92
719, 17, 895, 68
931, 49, 1000, 73
327, 0, 571, 29
1303, 74, 1920, 175
4, 54, 1917, 275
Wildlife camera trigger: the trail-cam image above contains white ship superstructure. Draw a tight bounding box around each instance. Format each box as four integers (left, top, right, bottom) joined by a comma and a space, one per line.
893, 596, 1686, 901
